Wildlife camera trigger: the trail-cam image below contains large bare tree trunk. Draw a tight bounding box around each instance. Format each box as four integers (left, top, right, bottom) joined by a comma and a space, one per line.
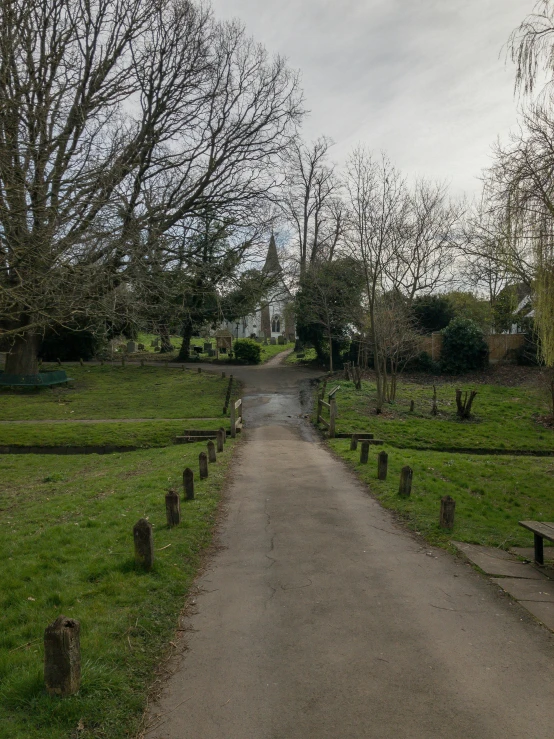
5, 333, 41, 375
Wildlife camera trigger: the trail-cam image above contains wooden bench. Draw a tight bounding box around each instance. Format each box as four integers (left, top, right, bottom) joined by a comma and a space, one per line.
518, 521, 554, 565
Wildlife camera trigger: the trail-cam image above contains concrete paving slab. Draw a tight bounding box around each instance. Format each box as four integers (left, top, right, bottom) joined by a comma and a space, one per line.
491, 577, 554, 602
519, 601, 554, 632
452, 542, 544, 578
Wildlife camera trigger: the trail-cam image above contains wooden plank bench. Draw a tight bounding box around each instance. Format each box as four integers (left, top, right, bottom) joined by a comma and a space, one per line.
518, 521, 554, 565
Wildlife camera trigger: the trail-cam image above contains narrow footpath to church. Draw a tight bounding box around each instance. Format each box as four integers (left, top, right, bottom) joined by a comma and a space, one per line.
145, 355, 554, 739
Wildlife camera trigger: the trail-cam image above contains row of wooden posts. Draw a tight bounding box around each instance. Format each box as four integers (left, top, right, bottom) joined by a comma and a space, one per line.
43, 428, 229, 699
351, 434, 456, 531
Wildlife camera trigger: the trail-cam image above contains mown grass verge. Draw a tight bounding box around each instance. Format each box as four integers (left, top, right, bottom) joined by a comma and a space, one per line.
0, 442, 236, 739
325, 376, 554, 552
0, 365, 235, 422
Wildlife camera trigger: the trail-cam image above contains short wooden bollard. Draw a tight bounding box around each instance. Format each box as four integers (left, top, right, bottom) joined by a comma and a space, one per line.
121, 356, 125, 367
222, 371, 226, 378
140, 359, 145, 367
133, 518, 154, 570
199, 451, 208, 479
360, 440, 370, 464
219, 427, 227, 444
183, 468, 194, 500
198, 367, 202, 373
440, 495, 456, 529
377, 450, 388, 480
44, 615, 81, 696
165, 488, 181, 527
350, 434, 358, 451
216, 429, 224, 453
207, 440, 216, 463
399, 466, 413, 497
410, 400, 415, 412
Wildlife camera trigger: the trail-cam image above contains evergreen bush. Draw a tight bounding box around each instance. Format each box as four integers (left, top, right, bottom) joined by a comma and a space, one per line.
440, 317, 488, 374
233, 338, 262, 364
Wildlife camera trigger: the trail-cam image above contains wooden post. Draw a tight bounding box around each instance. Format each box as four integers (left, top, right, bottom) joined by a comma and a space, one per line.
377, 451, 388, 480
222, 371, 226, 378
121, 356, 125, 367
399, 466, 413, 497
133, 519, 154, 570
44, 615, 81, 696
207, 440, 216, 463
219, 427, 227, 444
440, 495, 456, 529
79, 358, 84, 367
350, 434, 358, 451
329, 398, 337, 438
360, 441, 370, 464
230, 402, 236, 438
199, 451, 208, 479
198, 367, 201, 373
183, 468, 194, 500
140, 358, 145, 367
216, 430, 224, 453
316, 397, 322, 424
410, 400, 415, 412
165, 488, 181, 527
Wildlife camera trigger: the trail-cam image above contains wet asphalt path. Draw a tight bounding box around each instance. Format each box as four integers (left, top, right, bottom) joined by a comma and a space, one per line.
146, 354, 554, 738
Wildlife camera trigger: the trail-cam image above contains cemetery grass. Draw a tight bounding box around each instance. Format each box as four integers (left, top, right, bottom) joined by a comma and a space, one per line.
259, 342, 294, 362
285, 347, 319, 366
0, 365, 235, 422
0, 443, 235, 739
326, 378, 554, 551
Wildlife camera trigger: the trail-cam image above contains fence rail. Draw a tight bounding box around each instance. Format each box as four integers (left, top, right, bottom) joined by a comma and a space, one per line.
317, 396, 336, 437
230, 398, 243, 438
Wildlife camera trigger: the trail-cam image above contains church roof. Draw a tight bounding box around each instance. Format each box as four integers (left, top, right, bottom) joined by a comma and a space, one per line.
263, 234, 281, 274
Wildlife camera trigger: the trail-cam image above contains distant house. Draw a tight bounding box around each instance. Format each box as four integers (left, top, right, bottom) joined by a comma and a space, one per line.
221, 235, 296, 341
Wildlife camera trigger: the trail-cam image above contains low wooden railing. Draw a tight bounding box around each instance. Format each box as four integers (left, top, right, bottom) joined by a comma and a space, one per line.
230, 398, 243, 438
317, 395, 337, 438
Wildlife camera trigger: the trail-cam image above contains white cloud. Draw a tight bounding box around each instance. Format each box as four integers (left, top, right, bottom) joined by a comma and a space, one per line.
209, 0, 534, 195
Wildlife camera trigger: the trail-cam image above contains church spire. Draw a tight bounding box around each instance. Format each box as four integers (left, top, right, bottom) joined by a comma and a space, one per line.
263, 233, 281, 274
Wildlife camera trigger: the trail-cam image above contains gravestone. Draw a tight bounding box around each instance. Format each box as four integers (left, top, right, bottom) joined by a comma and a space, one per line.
270, 337, 277, 345
126, 341, 137, 353
204, 343, 212, 352
277, 335, 286, 345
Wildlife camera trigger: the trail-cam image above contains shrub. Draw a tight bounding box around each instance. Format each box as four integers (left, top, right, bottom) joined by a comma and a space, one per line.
405, 351, 442, 374
440, 317, 488, 374
39, 328, 101, 361
233, 338, 261, 364
412, 295, 455, 333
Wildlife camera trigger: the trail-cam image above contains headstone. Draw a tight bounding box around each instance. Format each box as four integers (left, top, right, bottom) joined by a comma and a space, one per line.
360, 441, 370, 464
399, 466, 413, 497
207, 349, 216, 357
270, 337, 277, 345
165, 488, 181, 527
440, 496, 456, 529
44, 616, 81, 697
377, 451, 388, 480
350, 435, 358, 451
204, 343, 212, 352
133, 518, 154, 569
207, 440, 216, 463
277, 335, 286, 345
183, 468, 194, 500
199, 452, 208, 479
126, 341, 137, 353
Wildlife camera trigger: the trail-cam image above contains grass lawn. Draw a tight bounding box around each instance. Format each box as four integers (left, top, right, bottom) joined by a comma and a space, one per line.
324, 376, 554, 551
285, 347, 319, 366
330, 378, 553, 453
0, 365, 240, 738
259, 342, 294, 362
0, 365, 236, 422
0, 443, 235, 739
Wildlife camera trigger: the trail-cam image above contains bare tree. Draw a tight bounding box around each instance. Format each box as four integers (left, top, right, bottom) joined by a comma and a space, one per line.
280, 136, 344, 275
0, 0, 303, 374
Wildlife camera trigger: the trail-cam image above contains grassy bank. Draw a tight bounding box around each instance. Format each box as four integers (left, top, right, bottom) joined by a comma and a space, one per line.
0, 365, 239, 738
325, 377, 554, 551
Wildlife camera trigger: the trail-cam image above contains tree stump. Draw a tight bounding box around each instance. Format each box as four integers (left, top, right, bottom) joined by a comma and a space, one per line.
183, 468, 194, 500
399, 466, 413, 497
207, 440, 216, 463
199, 452, 208, 479
377, 451, 388, 480
165, 488, 181, 527
440, 496, 456, 529
216, 430, 224, 453
133, 519, 154, 570
455, 389, 478, 419
360, 441, 370, 464
350, 434, 358, 451
44, 615, 81, 696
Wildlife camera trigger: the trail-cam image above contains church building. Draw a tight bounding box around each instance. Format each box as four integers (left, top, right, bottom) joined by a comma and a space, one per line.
221, 235, 295, 341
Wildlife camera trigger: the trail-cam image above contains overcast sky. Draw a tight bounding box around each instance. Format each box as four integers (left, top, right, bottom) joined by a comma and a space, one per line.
210, 0, 534, 197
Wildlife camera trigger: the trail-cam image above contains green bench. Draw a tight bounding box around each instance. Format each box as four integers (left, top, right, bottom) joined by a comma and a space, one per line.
0, 370, 72, 387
